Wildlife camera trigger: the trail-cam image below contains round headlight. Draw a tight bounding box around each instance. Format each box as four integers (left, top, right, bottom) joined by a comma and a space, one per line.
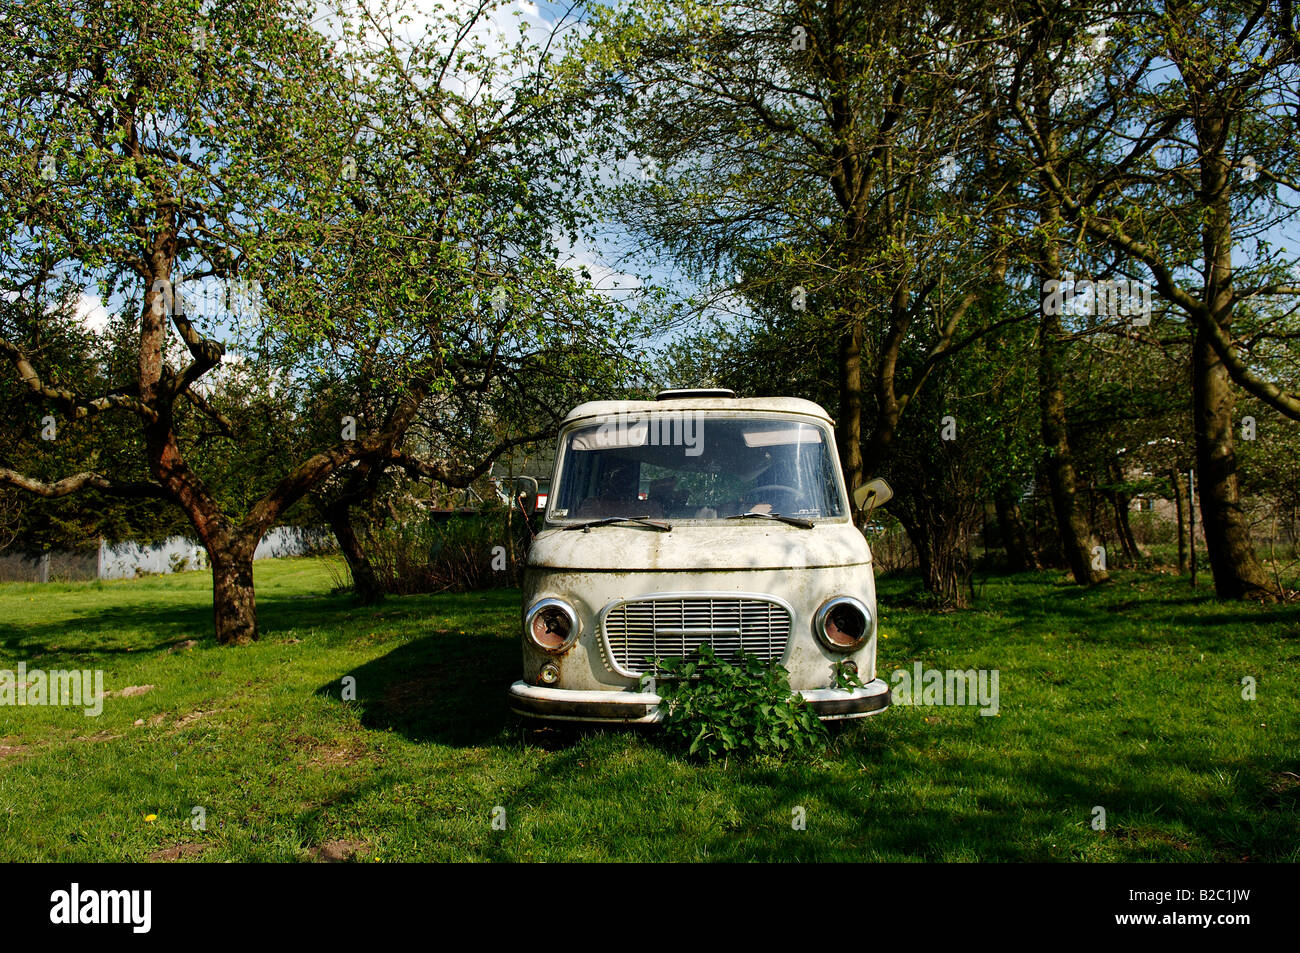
526, 599, 578, 654
814, 596, 872, 652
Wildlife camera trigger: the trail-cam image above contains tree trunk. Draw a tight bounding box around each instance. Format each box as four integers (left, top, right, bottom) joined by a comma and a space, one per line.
1107, 462, 1144, 564
1034, 125, 1107, 579
1039, 294, 1107, 585
1170, 467, 1189, 574
897, 500, 970, 609
1120, 494, 1144, 559
209, 536, 258, 645
917, 526, 968, 609
1110, 493, 1140, 564
327, 499, 385, 605
1190, 105, 1277, 602
994, 489, 1039, 572
1192, 329, 1276, 600
140, 373, 265, 644
838, 315, 865, 501
1032, 51, 1106, 587
319, 459, 390, 604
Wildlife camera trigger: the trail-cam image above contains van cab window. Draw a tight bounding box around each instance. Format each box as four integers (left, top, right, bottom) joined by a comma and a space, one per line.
550, 417, 846, 521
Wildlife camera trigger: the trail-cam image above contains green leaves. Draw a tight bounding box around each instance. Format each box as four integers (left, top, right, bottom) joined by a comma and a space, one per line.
831, 659, 866, 692
644, 644, 828, 763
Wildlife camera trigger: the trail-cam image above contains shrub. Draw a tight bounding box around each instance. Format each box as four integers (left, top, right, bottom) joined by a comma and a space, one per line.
360, 505, 531, 595
643, 645, 828, 762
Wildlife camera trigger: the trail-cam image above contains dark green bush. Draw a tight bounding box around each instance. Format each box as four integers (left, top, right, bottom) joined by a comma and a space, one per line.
361, 505, 531, 594
643, 645, 828, 762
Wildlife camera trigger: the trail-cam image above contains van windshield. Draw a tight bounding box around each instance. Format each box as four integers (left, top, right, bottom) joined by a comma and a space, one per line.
549, 415, 847, 522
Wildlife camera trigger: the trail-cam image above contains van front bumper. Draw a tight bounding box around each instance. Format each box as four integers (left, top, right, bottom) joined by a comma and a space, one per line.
508, 678, 891, 724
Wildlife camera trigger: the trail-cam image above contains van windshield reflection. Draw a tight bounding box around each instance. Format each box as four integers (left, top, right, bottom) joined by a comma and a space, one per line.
549, 416, 846, 522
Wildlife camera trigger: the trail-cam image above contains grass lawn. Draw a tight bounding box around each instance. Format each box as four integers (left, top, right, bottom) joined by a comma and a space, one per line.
0, 557, 1297, 862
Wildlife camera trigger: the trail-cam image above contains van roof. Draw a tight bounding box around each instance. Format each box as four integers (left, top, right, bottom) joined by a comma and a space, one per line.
561, 396, 835, 425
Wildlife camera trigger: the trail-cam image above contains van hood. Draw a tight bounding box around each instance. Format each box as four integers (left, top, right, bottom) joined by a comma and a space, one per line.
528, 521, 871, 571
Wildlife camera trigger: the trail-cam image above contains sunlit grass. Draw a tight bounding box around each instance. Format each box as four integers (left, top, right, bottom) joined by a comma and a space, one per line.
0, 558, 1295, 861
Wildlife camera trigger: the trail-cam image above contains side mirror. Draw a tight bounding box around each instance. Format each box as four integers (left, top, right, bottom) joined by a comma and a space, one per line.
513, 476, 539, 516
853, 478, 894, 515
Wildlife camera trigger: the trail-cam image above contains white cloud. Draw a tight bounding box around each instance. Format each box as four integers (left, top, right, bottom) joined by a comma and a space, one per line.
75, 292, 111, 335
314, 0, 563, 98
553, 230, 643, 298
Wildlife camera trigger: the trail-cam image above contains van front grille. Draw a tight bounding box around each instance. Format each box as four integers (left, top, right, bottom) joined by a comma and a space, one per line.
602, 596, 792, 676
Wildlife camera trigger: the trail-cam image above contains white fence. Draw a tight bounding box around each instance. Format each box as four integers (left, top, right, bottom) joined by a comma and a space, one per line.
0, 526, 332, 583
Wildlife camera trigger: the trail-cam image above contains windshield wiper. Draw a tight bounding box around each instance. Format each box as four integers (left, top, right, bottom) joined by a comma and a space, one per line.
562, 515, 673, 532
725, 512, 815, 529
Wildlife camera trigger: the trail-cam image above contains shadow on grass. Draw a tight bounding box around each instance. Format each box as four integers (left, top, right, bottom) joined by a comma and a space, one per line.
0, 589, 361, 663
317, 628, 666, 755
525, 719, 1300, 861
318, 633, 524, 748
0, 603, 214, 659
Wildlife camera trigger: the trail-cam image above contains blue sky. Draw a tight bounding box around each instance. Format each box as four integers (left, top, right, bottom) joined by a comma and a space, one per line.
59, 0, 1300, 375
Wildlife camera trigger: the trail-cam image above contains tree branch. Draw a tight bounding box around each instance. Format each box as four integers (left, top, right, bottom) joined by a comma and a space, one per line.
0, 466, 167, 499
0, 336, 158, 422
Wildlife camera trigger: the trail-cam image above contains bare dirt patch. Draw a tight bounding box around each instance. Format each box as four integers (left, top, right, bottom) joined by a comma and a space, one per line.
281, 732, 369, 769
148, 843, 209, 862
171, 708, 225, 730
305, 839, 368, 862
307, 740, 368, 769
76, 729, 123, 743
0, 741, 29, 760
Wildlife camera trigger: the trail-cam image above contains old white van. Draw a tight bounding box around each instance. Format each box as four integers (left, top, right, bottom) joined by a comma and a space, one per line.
508, 389, 891, 723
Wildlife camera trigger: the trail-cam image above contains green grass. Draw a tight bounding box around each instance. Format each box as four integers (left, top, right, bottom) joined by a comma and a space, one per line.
0, 558, 1297, 861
